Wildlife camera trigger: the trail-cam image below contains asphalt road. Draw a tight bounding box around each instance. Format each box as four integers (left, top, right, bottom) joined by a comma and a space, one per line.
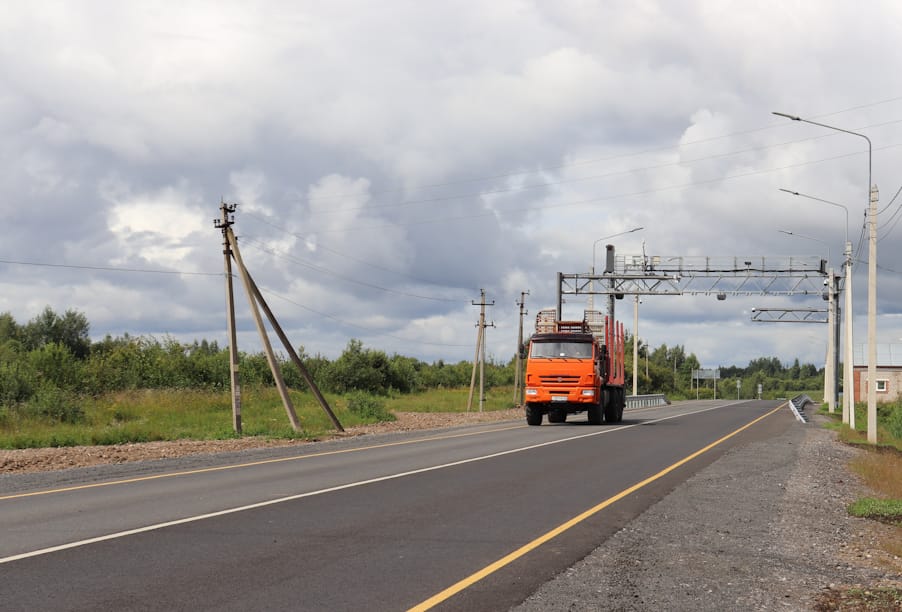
0, 399, 789, 611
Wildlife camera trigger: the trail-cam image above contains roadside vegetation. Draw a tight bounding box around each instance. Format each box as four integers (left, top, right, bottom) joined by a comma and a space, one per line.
624, 337, 824, 400
825, 400, 902, 524
820, 399, 902, 607
1, 307, 827, 449
842, 401, 902, 529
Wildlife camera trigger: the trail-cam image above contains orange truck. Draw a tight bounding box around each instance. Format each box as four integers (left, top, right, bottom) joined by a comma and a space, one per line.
523, 309, 626, 426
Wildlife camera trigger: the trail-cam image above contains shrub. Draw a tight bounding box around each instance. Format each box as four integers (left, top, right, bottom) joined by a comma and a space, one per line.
322, 340, 388, 394
887, 403, 902, 441
0, 358, 37, 405
24, 382, 85, 423
346, 391, 395, 422
29, 342, 81, 389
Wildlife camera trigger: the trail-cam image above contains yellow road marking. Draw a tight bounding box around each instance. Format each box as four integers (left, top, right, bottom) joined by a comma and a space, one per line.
407, 403, 784, 611
0, 424, 525, 501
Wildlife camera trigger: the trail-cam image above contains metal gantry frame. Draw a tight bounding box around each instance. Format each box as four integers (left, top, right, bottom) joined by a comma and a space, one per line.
750, 308, 827, 323
559, 255, 828, 309
556, 249, 832, 404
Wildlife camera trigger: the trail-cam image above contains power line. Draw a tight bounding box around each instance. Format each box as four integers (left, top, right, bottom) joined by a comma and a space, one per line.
294, 96, 902, 205
303, 143, 902, 235
876, 183, 902, 242
877, 182, 902, 216
255, 285, 472, 348
241, 210, 471, 289
297, 118, 902, 219
877, 196, 902, 242
0, 258, 222, 276
240, 236, 466, 303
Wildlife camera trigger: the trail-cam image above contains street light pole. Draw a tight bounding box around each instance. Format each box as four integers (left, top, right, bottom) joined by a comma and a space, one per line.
772, 112, 871, 199
779, 189, 851, 424
633, 295, 639, 396
773, 111, 874, 435
589, 226, 643, 311
778, 230, 835, 412
867, 185, 878, 443
780, 187, 855, 429
777, 230, 830, 265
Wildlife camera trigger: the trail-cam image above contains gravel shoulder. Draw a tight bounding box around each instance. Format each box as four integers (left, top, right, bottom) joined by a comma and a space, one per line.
0, 409, 523, 475
513, 411, 902, 611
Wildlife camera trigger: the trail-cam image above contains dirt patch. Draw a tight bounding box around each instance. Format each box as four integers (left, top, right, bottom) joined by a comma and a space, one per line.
813, 585, 902, 611
0, 408, 523, 474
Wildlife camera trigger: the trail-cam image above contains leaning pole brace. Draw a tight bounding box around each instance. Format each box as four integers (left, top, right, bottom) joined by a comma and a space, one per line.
244, 272, 344, 432
227, 229, 303, 432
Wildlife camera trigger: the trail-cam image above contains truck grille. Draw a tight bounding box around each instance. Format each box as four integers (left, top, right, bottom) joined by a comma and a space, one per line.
539, 374, 580, 386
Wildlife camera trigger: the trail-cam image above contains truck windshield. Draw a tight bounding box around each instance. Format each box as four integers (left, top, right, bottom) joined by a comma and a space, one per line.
530, 341, 593, 359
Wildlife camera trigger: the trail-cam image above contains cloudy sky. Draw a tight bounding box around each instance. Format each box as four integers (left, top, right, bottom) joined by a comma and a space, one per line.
2, 0, 902, 370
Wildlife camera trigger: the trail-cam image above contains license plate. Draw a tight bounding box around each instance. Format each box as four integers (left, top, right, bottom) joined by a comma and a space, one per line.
551, 396, 567, 402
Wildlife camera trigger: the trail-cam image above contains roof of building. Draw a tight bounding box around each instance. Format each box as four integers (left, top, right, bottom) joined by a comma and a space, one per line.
854, 343, 902, 367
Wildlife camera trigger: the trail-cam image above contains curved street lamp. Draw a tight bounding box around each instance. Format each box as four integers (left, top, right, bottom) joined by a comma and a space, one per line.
587, 226, 643, 395
591, 226, 644, 274
778, 229, 836, 412
777, 229, 831, 264
778, 189, 849, 247
588, 226, 644, 312
773, 111, 874, 436
778, 188, 854, 427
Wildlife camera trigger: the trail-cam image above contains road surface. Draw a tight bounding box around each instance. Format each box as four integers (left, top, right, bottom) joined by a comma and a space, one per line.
0, 400, 789, 611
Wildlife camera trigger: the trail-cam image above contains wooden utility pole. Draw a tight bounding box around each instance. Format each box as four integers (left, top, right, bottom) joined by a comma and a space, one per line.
513, 291, 529, 405
242, 272, 343, 431
215, 201, 242, 434
467, 289, 494, 412
227, 228, 302, 432
215, 203, 342, 433
467, 292, 483, 413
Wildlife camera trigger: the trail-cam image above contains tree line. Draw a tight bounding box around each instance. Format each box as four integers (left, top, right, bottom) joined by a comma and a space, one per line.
0, 308, 515, 423
0, 307, 825, 423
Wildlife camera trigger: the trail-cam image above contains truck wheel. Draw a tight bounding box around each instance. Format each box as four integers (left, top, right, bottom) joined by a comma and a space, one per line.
603, 389, 618, 422
525, 405, 543, 426
616, 390, 625, 422
588, 403, 603, 425
603, 402, 618, 423
548, 408, 567, 423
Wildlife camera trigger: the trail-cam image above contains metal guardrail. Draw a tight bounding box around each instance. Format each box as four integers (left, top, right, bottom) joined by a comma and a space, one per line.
626, 394, 670, 408
788, 394, 812, 423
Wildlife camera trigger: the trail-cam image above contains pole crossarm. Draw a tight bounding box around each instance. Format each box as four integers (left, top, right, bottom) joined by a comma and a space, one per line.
750, 308, 828, 323
561, 254, 828, 297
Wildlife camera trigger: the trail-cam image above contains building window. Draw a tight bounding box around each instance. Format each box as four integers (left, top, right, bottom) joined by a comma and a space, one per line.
876, 379, 888, 393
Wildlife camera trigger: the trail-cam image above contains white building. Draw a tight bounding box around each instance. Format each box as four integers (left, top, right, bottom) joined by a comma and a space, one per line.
853, 344, 902, 403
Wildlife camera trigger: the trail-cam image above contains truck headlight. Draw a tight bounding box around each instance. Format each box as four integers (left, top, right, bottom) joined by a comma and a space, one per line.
525, 388, 538, 396
581, 389, 595, 397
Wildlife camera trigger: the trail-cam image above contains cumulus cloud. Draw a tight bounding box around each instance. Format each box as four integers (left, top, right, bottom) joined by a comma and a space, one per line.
1, 0, 901, 369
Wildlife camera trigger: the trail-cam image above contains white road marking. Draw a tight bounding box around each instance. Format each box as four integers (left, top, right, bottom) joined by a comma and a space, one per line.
0, 402, 757, 564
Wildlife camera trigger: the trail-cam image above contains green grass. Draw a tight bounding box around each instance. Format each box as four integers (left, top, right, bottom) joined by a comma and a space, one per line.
820, 401, 902, 453
819, 401, 902, 577
385, 386, 519, 413
814, 586, 902, 610
0, 386, 519, 449
848, 497, 902, 524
